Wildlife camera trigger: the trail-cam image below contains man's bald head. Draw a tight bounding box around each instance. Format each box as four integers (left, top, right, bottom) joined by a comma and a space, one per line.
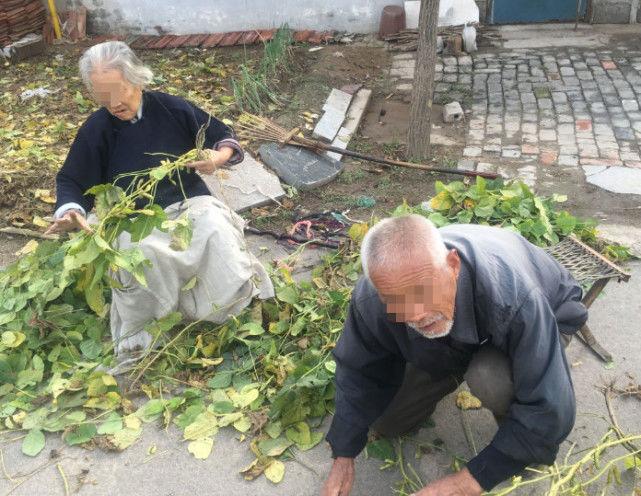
361, 214, 448, 281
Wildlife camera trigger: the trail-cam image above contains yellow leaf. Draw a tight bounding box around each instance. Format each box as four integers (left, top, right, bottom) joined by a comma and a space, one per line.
348, 223, 369, 243
102, 375, 118, 387
18, 139, 34, 150
233, 416, 252, 433
32, 215, 49, 228
33, 189, 56, 204
456, 391, 482, 410
15, 239, 39, 256
124, 415, 142, 430
184, 412, 218, 440
1, 331, 26, 348
188, 437, 214, 460
110, 427, 141, 450
264, 460, 285, 483
430, 191, 454, 211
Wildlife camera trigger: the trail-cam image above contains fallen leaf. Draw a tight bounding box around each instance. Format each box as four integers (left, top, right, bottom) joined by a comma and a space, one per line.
264, 460, 285, 483
188, 437, 214, 460
456, 391, 482, 410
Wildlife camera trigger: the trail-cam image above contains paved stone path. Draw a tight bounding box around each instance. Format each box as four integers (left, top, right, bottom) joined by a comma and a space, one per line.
390, 42, 641, 192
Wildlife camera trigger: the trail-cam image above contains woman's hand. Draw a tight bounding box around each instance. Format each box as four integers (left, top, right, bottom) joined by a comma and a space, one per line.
185, 147, 234, 175
45, 210, 93, 235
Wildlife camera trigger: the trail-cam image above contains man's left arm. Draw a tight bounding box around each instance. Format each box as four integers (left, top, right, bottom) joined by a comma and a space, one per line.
465, 288, 576, 491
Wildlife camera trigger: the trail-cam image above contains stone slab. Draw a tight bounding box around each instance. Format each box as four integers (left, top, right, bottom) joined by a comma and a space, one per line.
583, 166, 641, 195
259, 143, 344, 191
313, 107, 345, 142
201, 153, 285, 212
326, 126, 351, 161
343, 88, 373, 134
325, 88, 372, 162
322, 88, 353, 115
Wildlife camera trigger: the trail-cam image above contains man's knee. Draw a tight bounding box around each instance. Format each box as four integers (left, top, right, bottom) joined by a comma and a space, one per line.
464, 346, 513, 419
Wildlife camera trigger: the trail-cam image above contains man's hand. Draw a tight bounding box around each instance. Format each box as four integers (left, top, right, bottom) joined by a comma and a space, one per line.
411, 468, 482, 496
185, 147, 233, 175
321, 457, 355, 496
45, 210, 92, 235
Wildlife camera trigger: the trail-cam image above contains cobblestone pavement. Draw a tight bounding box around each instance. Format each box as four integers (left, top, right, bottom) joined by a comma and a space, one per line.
390, 42, 641, 193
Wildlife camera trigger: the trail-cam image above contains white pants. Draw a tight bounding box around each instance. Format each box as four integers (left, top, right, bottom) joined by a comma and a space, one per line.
108, 195, 274, 356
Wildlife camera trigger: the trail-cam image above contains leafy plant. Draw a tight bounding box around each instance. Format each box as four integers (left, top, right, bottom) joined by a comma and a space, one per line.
392, 177, 631, 260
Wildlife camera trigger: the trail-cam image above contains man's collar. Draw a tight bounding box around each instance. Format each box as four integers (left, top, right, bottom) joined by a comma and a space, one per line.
130, 94, 143, 123
448, 258, 480, 344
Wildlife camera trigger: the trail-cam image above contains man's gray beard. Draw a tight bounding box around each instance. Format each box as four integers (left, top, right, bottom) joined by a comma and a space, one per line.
408, 319, 454, 339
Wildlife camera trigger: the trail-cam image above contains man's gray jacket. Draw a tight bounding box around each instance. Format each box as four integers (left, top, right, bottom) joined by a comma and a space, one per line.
325, 224, 588, 490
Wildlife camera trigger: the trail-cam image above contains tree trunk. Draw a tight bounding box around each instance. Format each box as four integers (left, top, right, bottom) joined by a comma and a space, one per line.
407, 0, 440, 160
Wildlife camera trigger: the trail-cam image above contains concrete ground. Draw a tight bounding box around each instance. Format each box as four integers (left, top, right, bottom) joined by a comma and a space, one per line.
0, 241, 639, 495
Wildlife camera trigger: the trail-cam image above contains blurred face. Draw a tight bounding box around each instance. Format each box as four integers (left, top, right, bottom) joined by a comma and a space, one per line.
90, 68, 142, 121
371, 249, 461, 339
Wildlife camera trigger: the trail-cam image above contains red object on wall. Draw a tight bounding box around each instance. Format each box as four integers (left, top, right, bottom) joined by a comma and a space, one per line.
378, 5, 406, 40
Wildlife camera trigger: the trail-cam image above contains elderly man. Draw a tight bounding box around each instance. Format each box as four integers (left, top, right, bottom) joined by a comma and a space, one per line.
322, 215, 588, 495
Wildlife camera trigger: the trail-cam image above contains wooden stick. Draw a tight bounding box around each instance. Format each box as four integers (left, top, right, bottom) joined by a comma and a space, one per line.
0, 227, 59, 240
287, 141, 500, 179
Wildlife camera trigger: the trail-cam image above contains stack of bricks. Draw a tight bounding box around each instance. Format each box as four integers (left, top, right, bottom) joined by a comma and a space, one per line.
0, 0, 46, 48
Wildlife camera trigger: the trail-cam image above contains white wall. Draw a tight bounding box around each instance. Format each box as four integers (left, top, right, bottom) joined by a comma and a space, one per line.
53, 0, 405, 35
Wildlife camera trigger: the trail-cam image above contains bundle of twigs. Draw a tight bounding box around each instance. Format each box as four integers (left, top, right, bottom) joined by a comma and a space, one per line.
236, 113, 499, 180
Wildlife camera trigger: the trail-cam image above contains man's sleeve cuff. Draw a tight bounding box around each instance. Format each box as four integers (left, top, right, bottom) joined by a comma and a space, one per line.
54, 202, 86, 220
325, 415, 369, 459
466, 444, 527, 491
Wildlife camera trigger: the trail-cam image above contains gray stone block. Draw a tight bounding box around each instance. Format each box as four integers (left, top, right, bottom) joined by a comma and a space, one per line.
313, 107, 345, 142
259, 143, 343, 191
322, 89, 353, 115
584, 165, 641, 195
201, 153, 285, 212
591, 1, 632, 23
443, 101, 464, 123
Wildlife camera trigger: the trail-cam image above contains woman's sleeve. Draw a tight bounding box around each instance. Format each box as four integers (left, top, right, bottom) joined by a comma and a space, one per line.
185, 100, 244, 165
54, 131, 106, 216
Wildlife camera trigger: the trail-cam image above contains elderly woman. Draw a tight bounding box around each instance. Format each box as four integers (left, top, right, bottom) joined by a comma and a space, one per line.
47, 41, 274, 371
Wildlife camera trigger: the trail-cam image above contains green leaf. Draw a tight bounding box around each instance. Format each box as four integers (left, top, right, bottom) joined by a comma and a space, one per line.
264, 460, 285, 483
136, 399, 165, 423
64, 423, 97, 446
181, 276, 198, 292
233, 416, 252, 432
208, 371, 233, 389
22, 429, 45, 457
240, 322, 265, 336
97, 412, 123, 435
258, 436, 293, 457
80, 340, 103, 360
230, 388, 259, 409
276, 286, 298, 305
366, 438, 396, 461
623, 454, 641, 471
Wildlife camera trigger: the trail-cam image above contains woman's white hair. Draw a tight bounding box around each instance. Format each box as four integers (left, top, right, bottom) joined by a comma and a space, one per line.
79, 41, 154, 91
361, 214, 448, 280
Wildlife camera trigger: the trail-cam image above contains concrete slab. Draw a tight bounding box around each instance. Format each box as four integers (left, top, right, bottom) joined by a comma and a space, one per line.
597, 224, 641, 258
201, 153, 285, 212
322, 88, 353, 115
313, 107, 345, 142
326, 88, 373, 161
498, 24, 611, 49
583, 166, 641, 195
326, 126, 351, 162
258, 143, 344, 190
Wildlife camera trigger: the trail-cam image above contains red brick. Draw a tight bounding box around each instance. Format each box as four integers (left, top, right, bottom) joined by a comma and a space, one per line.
575, 119, 592, 132
540, 149, 558, 165
293, 30, 313, 42
601, 60, 617, 70
130, 35, 155, 49
624, 161, 641, 169
579, 158, 622, 166
183, 34, 208, 47
257, 29, 276, 42
579, 149, 599, 159
165, 34, 191, 48
201, 33, 225, 47
308, 31, 323, 44
217, 31, 243, 47
152, 36, 174, 49
239, 31, 259, 45
521, 144, 539, 155
601, 149, 620, 160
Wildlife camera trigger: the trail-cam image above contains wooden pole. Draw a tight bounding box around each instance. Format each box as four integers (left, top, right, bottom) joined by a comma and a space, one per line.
407, 0, 440, 160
